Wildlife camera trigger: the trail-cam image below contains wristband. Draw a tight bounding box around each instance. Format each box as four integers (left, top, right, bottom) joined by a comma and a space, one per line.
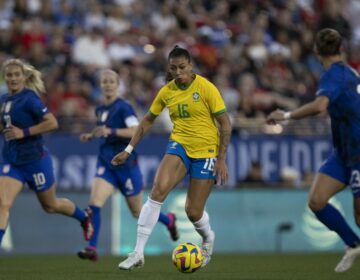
23, 128, 31, 137
283, 112, 292, 120
111, 128, 117, 136
124, 144, 134, 154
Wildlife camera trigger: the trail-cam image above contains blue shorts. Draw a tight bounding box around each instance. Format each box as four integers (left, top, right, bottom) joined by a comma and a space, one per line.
319, 152, 360, 198
95, 158, 143, 197
166, 141, 216, 180
0, 152, 55, 192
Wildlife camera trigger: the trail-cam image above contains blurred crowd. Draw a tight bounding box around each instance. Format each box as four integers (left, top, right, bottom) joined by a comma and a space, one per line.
0, 0, 360, 134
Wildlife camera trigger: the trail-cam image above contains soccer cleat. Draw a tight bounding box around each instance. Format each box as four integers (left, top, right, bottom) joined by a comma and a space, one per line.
201, 230, 215, 267
78, 247, 98, 262
81, 208, 94, 241
118, 251, 144, 270
335, 245, 360, 272
166, 213, 179, 241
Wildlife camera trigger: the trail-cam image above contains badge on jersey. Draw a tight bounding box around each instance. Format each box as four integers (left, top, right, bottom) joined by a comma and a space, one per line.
100, 111, 109, 123
192, 92, 200, 102
4, 101, 12, 113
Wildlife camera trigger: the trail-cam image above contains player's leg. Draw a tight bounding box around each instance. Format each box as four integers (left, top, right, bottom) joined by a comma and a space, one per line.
118, 154, 187, 270
78, 177, 114, 261
309, 162, 360, 248
126, 190, 179, 241
310, 173, 360, 246
36, 184, 93, 240
29, 153, 92, 240
333, 174, 360, 272
309, 155, 360, 272
187, 178, 215, 267
158, 211, 179, 241
124, 165, 179, 241
122, 164, 145, 219
0, 176, 23, 244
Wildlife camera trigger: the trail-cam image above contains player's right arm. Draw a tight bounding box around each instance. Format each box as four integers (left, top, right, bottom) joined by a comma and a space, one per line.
79, 132, 93, 142
111, 112, 156, 165
4, 112, 58, 141
111, 87, 166, 166
266, 96, 329, 124
129, 112, 156, 146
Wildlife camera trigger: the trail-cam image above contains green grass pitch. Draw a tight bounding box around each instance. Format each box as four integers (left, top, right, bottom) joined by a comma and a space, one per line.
1, 253, 360, 280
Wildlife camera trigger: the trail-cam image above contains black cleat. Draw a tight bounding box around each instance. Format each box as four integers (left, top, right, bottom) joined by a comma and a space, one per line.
78, 247, 98, 262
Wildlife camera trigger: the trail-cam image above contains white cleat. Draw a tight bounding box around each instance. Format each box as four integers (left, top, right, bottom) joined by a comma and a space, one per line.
335, 245, 360, 273
201, 231, 215, 267
118, 252, 144, 270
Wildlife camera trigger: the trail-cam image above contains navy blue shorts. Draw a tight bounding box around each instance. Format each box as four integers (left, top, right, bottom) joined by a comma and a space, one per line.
166, 141, 216, 180
0, 152, 55, 192
95, 158, 143, 197
319, 151, 360, 198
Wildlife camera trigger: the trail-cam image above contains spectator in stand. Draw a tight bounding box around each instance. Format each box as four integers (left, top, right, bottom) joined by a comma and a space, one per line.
72, 27, 110, 68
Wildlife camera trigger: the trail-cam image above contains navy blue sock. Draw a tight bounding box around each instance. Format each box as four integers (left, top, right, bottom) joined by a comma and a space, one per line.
72, 206, 86, 222
313, 203, 360, 247
158, 212, 170, 226
0, 229, 5, 244
89, 205, 101, 248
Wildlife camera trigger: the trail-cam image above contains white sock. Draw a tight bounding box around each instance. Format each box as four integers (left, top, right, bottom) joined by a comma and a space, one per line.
193, 211, 213, 242
134, 197, 162, 255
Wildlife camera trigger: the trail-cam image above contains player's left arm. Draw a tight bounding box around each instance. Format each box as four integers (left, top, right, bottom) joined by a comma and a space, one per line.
213, 112, 232, 185
4, 112, 58, 140
92, 104, 140, 139
266, 95, 329, 124
91, 125, 137, 138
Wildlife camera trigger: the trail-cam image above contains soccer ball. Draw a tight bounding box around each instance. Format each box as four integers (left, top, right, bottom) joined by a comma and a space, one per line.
172, 242, 203, 273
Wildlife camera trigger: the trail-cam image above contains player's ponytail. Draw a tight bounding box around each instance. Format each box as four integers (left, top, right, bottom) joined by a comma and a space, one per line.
168, 45, 191, 62
23, 63, 45, 95
2, 58, 45, 95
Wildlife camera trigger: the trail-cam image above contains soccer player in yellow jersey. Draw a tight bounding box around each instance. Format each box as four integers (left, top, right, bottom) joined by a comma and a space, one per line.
112, 46, 232, 270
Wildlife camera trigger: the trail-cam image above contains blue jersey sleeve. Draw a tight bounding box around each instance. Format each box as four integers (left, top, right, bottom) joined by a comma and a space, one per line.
121, 102, 137, 121
316, 72, 340, 103
27, 93, 49, 119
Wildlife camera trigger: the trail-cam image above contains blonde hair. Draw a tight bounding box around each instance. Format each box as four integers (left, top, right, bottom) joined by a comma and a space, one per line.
100, 69, 120, 84
2, 58, 45, 95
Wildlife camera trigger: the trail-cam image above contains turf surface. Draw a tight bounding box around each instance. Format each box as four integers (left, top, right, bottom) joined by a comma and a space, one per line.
1, 253, 360, 280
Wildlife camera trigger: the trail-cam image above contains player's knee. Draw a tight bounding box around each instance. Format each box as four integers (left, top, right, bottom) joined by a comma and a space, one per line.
41, 203, 57, 213
0, 199, 12, 213
131, 209, 140, 219
150, 183, 168, 202
185, 206, 201, 222
308, 196, 327, 211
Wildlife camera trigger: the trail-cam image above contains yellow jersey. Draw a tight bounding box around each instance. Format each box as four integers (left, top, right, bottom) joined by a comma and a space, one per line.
149, 74, 227, 158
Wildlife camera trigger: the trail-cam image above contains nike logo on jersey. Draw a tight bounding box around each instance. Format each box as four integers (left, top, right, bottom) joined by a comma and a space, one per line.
200, 171, 209, 174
